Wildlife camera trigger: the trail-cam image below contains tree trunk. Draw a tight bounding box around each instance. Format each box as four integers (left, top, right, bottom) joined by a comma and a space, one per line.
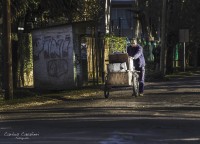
194, 45, 198, 68
160, 0, 167, 75
2, 0, 13, 100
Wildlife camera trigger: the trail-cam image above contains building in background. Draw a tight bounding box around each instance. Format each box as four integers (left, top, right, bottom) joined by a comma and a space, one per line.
110, 0, 138, 39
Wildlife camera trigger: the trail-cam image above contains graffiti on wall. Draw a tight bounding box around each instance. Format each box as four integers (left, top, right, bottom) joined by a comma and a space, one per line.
33, 33, 71, 78
47, 59, 68, 77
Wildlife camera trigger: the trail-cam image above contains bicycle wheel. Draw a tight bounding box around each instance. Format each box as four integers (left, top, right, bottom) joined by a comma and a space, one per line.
132, 72, 139, 97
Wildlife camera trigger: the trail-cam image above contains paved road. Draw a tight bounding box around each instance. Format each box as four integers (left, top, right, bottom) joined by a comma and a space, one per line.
0, 73, 200, 143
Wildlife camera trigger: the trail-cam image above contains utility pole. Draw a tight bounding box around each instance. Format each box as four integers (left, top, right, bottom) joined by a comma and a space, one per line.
160, 0, 167, 75
2, 0, 13, 100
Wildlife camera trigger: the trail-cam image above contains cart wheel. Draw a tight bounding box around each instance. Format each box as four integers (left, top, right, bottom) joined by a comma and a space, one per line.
104, 83, 109, 98
132, 73, 139, 97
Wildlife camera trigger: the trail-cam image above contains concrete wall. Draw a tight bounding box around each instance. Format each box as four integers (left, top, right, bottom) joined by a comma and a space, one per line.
32, 25, 75, 90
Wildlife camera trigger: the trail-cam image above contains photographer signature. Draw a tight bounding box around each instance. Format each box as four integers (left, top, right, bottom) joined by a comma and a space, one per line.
4, 131, 40, 140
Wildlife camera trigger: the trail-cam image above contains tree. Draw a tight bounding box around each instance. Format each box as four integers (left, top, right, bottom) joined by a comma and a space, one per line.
136, 0, 162, 41
0, 0, 106, 91
2, 0, 13, 100
160, 0, 167, 75
135, 0, 200, 74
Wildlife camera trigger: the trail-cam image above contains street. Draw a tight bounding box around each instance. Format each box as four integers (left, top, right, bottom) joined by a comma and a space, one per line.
1, 0, 200, 143
0, 73, 200, 144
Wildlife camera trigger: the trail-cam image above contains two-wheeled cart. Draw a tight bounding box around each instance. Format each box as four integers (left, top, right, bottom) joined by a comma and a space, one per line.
104, 53, 140, 98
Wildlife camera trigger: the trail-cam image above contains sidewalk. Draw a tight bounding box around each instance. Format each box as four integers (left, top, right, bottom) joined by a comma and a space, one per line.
1, 71, 200, 113
143, 72, 200, 115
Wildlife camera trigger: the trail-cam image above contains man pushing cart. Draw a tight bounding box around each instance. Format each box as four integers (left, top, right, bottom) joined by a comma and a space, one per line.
104, 38, 145, 98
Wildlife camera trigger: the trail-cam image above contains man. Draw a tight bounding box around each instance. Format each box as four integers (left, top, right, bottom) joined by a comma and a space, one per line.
127, 38, 146, 96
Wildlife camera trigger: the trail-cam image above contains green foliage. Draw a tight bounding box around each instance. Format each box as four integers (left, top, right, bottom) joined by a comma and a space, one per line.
9, 0, 40, 22
1, 0, 104, 26
81, 0, 104, 21
24, 34, 33, 74
11, 33, 18, 41
105, 36, 127, 54
3, 0, 104, 26
18, 33, 33, 87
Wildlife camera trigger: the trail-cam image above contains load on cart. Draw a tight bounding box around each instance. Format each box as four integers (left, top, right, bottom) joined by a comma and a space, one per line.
104, 52, 140, 98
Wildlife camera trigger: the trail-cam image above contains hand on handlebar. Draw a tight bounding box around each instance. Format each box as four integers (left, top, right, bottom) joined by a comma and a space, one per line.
128, 56, 135, 60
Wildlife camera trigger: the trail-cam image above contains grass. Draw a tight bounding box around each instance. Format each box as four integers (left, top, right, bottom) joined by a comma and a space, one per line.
165, 70, 199, 79
146, 69, 200, 82
0, 88, 102, 112
0, 92, 59, 111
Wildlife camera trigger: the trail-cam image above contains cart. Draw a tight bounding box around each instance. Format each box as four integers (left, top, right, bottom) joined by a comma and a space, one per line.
104, 53, 139, 98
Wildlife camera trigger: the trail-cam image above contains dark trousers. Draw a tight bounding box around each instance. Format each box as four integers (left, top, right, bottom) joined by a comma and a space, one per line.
135, 67, 145, 93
